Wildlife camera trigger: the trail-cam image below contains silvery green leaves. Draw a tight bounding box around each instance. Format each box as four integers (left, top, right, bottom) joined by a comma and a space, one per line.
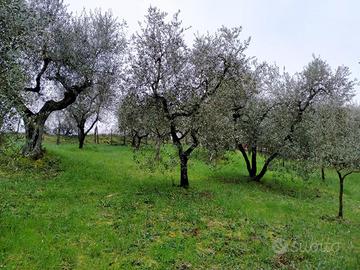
1, 0, 126, 159
120, 7, 249, 187
201, 55, 356, 182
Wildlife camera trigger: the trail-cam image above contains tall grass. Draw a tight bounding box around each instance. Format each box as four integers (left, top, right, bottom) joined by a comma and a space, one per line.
0, 142, 358, 269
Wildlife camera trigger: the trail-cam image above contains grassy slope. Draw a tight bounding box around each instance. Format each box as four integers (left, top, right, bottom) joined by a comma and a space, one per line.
0, 143, 359, 269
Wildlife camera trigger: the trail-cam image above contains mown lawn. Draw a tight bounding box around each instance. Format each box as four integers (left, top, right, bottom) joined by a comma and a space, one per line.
0, 143, 359, 269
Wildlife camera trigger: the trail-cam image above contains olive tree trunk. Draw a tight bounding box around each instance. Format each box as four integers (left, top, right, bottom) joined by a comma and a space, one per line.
131, 134, 137, 148
321, 167, 325, 181
179, 153, 189, 187
252, 152, 279, 182
22, 114, 48, 159
338, 176, 344, 218
78, 128, 86, 149
76, 117, 98, 149
170, 126, 198, 188
336, 170, 345, 218
239, 143, 257, 178
56, 125, 61, 145
335, 170, 356, 219
237, 143, 278, 182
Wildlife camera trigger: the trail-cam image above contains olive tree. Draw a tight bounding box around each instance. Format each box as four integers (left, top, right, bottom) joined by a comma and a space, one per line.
237, 57, 355, 182
0, 0, 28, 134
124, 7, 249, 187
66, 81, 116, 149
301, 104, 360, 218
118, 92, 151, 149
231, 62, 283, 179
3, 0, 125, 159
118, 92, 169, 158
45, 110, 76, 144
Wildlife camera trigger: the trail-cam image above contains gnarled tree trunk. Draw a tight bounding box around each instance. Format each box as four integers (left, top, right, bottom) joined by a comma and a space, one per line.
22, 113, 48, 159
18, 79, 92, 159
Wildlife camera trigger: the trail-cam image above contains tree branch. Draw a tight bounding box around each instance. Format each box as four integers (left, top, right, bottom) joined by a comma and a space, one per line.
85, 114, 99, 135
39, 79, 92, 115
184, 129, 199, 156
24, 58, 51, 93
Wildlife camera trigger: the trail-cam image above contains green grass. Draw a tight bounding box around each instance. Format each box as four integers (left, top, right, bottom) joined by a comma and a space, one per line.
0, 142, 359, 269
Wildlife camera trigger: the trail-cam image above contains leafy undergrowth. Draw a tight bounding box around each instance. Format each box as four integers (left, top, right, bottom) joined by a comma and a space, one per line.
0, 143, 359, 269
0, 140, 61, 179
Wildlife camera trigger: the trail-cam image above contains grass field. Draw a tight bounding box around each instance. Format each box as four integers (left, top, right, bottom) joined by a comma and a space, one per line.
0, 142, 359, 269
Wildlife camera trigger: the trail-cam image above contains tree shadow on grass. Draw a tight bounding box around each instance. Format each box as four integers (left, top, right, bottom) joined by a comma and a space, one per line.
132, 179, 215, 203
212, 169, 322, 200
258, 177, 322, 200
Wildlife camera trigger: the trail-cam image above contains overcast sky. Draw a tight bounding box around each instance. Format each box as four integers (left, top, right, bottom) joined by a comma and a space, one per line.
65, 0, 360, 102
